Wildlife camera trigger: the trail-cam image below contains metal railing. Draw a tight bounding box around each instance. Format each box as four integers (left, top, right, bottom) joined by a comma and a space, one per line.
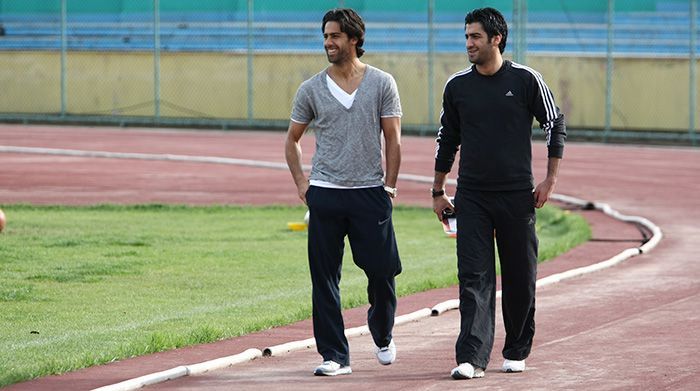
0, 0, 697, 145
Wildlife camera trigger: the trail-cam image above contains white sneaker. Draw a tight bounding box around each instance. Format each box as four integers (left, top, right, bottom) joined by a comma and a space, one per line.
314, 360, 352, 376
502, 359, 526, 373
451, 362, 485, 379
375, 340, 396, 365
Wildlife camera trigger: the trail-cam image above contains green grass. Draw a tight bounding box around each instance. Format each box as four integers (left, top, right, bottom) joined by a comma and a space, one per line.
0, 204, 590, 386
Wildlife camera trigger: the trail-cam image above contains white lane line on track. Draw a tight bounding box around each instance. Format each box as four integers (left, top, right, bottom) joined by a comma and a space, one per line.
0, 145, 301, 170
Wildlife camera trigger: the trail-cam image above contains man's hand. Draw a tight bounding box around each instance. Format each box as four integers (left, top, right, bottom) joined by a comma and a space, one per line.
432, 194, 455, 221
534, 157, 562, 208
533, 177, 555, 208
296, 180, 310, 205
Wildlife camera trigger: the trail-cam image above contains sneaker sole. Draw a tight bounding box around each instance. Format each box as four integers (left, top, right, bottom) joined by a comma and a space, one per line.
503, 360, 525, 372
377, 356, 395, 365
451, 369, 485, 380
314, 368, 352, 376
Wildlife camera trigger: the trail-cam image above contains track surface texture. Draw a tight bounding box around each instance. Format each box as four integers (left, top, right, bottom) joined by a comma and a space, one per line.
1, 125, 698, 390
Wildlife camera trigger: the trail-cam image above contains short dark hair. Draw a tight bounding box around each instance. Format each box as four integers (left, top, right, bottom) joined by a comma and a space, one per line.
465, 7, 508, 54
322, 8, 366, 58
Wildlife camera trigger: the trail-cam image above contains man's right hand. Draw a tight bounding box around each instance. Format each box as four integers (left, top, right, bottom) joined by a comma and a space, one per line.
297, 180, 310, 205
432, 194, 454, 221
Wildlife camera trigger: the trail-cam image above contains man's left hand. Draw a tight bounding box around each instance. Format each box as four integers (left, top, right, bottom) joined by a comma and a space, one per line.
533, 178, 556, 208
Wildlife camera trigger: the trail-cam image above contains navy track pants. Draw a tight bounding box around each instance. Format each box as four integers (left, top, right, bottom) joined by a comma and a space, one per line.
454, 189, 538, 369
305, 185, 402, 366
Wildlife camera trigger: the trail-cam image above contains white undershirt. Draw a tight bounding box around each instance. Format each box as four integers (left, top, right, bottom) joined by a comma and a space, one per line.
311, 75, 372, 190
309, 179, 376, 189
326, 74, 356, 109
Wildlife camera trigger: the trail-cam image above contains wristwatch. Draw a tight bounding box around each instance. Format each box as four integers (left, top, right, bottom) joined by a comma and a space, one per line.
431, 188, 445, 198
383, 185, 398, 198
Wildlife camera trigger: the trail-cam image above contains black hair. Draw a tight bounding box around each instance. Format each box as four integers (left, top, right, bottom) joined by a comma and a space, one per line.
322, 8, 366, 58
465, 7, 508, 54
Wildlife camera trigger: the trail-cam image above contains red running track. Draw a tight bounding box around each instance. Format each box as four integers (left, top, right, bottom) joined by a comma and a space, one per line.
1, 125, 698, 390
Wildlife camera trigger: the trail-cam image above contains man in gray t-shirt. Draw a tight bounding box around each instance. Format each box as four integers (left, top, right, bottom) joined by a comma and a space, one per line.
284, 8, 402, 377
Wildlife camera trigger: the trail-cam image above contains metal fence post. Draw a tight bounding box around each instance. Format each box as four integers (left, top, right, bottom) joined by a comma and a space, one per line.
603, 0, 614, 143
690, 0, 698, 146
154, 0, 161, 119
512, 0, 520, 63
519, 0, 527, 64
427, 0, 435, 136
60, 0, 67, 117
247, 0, 254, 125
512, 0, 526, 64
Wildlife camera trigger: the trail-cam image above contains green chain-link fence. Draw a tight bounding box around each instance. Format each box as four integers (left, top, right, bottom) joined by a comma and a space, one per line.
0, 0, 697, 145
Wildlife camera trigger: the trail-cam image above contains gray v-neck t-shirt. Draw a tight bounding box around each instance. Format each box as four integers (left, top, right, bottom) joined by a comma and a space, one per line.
290, 65, 402, 187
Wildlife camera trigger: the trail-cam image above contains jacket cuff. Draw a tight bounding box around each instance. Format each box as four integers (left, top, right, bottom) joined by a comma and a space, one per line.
434, 159, 453, 173
547, 146, 564, 159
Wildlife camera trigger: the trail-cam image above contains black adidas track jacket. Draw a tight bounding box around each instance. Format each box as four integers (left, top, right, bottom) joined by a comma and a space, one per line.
435, 60, 567, 191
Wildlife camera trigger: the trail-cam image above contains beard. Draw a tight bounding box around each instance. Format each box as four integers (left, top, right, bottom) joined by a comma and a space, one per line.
467, 48, 492, 65
467, 52, 481, 65
326, 47, 350, 64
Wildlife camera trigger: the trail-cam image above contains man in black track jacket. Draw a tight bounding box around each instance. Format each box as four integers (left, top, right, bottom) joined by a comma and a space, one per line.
431, 7, 566, 380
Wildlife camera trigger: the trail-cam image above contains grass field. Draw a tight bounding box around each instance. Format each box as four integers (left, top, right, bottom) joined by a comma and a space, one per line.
0, 204, 590, 386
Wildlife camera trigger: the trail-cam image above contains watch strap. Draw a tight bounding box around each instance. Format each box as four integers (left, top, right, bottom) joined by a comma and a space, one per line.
431, 188, 445, 198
